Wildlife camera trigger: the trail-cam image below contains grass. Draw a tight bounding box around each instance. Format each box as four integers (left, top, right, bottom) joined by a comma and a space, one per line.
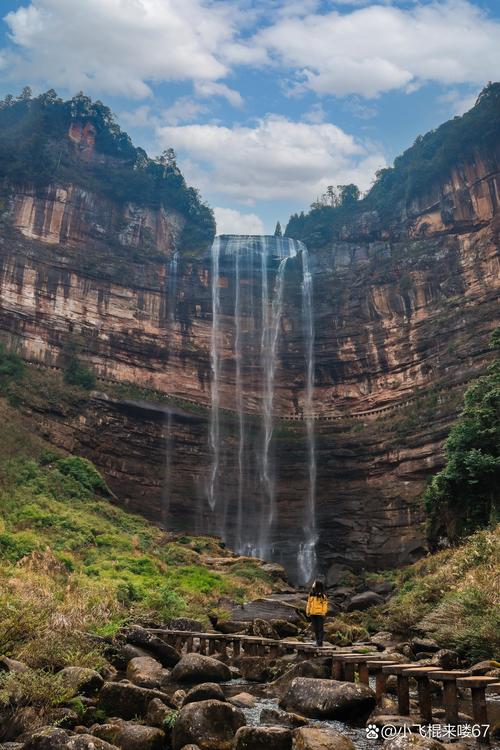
336, 526, 500, 663
0, 401, 275, 672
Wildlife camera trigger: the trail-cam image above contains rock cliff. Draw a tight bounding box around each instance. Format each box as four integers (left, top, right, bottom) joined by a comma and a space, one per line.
0, 90, 499, 581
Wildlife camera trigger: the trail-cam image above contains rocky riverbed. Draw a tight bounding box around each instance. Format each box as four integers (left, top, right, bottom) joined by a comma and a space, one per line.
1, 600, 499, 750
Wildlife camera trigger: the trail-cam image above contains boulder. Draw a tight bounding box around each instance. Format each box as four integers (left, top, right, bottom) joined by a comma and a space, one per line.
108, 643, 153, 671
98, 681, 172, 719
430, 650, 459, 670
252, 619, 279, 639
280, 678, 375, 721
172, 699, 245, 750
271, 620, 299, 639
347, 592, 384, 611
410, 638, 439, 653
168, 618, 204, 632
230, 599, 303, 624
469, 660, 497, 675
170, 654, 231, 684
382, 734, 446, 750
93, 720, 165, 750
126, 656, 168, 689
236, 657, 276, 683
228, 693, 256, 708
370, 581, 395, 596
260, 707, 308, 728
146, 698, 176, 728
0, 657, 28, 674
182, 682, 226, 705
23, 728, 118, 750
172, 689, 187, 707
292, 727, 355, 750
124, 626, 180, 667
234, 726, 292, 750
271, 660, 330, 697
261, 562, 288, 581
58, 667, 104, 697
370, 632, 402, 651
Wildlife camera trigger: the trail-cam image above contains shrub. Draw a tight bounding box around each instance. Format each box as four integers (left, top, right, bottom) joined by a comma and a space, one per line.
0, 668, 74, 711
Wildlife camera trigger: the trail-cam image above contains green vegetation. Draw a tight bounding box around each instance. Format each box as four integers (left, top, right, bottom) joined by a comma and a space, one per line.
0, 89, 215, 252
62, 340, 96, 390
0, 408, 273, 672
337, 525, 499, 663
0, 343, 25, 403
424, 329, 500, 547
286, 83, 500, 247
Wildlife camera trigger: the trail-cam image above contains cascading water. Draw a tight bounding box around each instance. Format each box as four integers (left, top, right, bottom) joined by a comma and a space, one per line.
208, 235, 317, 582
208, 237, 222, 511
297, 249, 318, 584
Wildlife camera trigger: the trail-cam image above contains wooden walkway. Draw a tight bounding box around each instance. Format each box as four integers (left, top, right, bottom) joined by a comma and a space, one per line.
151, 629, 499, 743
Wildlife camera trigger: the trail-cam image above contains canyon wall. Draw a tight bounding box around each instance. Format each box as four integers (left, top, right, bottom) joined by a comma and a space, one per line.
1, 136, 499, 581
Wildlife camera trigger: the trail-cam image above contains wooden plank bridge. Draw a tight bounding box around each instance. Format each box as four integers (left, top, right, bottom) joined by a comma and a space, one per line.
150, 629, 499, 743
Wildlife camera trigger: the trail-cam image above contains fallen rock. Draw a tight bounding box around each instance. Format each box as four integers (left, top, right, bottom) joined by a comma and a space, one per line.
172, 699, 245, 750
271, 660, 330, 697
168, 618, 204, 632
98, 681, 172, 719
126, 656, 168, 689
24, 728, 118, 750
124, 626, 180, 667
260, 707, 308, 728
410, 638, 439, 653
231, 599, 303, 624
0, 657, 28, 674
182, 682, 226, 705
370, 632, 401, 651
272, 620, 299, 638
146, 698, 176, 728
170, 654, 231, 684
347, 592, 384, 612
382, 734, 446, 750
236, 657, 276, 682
253, 619, 279, 639
58, 667, 104, 697
293, 727, 355, 750
172, 689, 187, 707
228, 692, 256, 708
234, 726, 292, 750
93, 720, 165, 750
280, 678, 375, 721
430, 650, 459, 670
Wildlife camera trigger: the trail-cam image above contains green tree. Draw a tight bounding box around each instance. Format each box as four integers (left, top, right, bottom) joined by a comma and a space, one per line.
63, 341, 96, 390
424, 329, 500, 547
274, 221, 282, 237
338, 183, 360, 207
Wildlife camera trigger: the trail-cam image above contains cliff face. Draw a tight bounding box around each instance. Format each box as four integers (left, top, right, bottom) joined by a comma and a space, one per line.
1, 118, 499, 580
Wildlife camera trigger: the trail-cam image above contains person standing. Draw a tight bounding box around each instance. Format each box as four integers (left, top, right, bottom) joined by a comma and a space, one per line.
306, 579, 328, 647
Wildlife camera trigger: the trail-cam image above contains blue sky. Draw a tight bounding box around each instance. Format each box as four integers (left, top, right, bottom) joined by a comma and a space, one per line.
1, 0, 499, 234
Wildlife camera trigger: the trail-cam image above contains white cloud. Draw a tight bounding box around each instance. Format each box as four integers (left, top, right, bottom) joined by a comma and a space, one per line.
214, 207, 265, 235
2, 0, 237, 97
194, 81, 243, 107
163, 98, 207, 125
253, 1, 500, 98
157, 115, 386, 205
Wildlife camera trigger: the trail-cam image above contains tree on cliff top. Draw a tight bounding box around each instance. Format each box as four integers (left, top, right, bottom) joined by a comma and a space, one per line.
286, 82, 500, 246
424, 328, 500, 548
0, 89, 215, 252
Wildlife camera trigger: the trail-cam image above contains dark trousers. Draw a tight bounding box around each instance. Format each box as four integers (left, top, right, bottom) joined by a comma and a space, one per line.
311, 615, 324, 646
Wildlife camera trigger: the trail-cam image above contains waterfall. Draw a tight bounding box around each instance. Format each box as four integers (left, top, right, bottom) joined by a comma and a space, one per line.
208, 237, 221, 511
161, 410, 174, 526
297, 248, 318, 585
167, 250, 179, 325
207, 235, 317, 581
259, 253, 289, 558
